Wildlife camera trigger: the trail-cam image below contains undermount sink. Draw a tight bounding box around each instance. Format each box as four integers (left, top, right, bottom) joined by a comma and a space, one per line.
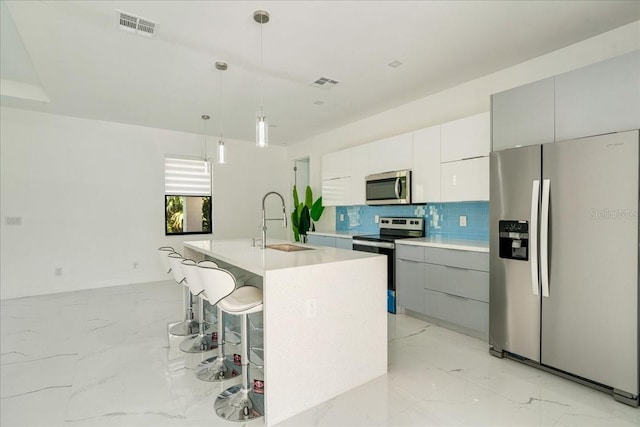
266, 243, 314, 252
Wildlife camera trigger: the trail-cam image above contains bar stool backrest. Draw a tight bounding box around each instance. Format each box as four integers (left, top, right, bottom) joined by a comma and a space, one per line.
158, 246, 175, 274
181, 259, 205, 295
167, 252, 186, 284
197, 264, 236, 306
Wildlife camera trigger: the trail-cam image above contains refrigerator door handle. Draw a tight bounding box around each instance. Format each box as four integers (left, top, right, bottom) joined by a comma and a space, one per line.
540, 179, 551, 297
530, 180, 540, 296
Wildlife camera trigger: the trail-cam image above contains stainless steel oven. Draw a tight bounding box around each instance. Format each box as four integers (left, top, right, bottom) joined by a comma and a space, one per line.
352, 217, 424, 313
365, 170, 411, 205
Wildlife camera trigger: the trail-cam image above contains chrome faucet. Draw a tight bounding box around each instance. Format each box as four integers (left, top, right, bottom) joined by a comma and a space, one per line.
261, 191, 287, 249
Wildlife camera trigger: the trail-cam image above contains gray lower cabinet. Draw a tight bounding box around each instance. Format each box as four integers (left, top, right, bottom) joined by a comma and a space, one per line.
396, 243, 489, 338
397, 259, 425, 313
307, 235, 336, 247
307, 234, 352, 250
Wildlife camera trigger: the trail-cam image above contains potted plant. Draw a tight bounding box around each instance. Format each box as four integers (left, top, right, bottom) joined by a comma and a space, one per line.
291, 185, 324, 242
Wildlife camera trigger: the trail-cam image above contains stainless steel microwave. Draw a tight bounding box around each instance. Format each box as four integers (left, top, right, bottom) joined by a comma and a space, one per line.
365, 170, 411, 205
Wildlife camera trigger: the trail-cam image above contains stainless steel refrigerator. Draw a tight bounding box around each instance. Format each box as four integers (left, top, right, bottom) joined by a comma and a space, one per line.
489, 129, 639, 406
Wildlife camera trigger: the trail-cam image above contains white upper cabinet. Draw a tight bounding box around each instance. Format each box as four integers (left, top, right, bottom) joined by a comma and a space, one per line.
440, 112, 490, 162
367, 132, 413, 175
491, 77, 555, 151
321, 149, 351, 180
321, 176, 349, 206
440, 157, 489, 202
555, 50, 640, 142
412, 125, 441, 203
347, 144, 368, 205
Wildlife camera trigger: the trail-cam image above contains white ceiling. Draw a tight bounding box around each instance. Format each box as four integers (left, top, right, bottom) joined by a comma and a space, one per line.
1, 1, 639, 145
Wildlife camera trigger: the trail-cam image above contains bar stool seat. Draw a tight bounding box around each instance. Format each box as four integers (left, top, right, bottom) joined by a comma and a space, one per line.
179, 259, 216, 353
167, 252, 199, 337
198, 265, 264, 422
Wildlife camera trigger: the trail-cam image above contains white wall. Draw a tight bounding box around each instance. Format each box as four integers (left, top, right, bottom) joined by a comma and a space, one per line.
0, 107, 288, 299
288, 20, 640, 232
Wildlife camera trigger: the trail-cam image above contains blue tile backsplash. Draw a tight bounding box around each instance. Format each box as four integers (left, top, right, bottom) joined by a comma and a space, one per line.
336, 201, 489, 241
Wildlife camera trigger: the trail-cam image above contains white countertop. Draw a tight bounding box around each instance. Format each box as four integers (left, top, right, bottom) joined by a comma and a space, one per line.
183, 238, 382, 276
395, 237, 489, 252
306, 230, 365, 238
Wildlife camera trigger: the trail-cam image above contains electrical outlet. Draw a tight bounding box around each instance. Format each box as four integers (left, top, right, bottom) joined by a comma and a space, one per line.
54, 267, 62, 276
339, 214, 345, 221
459, 215, 467, 227
374, 215, 380, 224
305, 298, 317, 318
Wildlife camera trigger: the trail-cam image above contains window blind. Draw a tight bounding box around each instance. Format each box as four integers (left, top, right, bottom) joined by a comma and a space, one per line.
164, 157, 211, 196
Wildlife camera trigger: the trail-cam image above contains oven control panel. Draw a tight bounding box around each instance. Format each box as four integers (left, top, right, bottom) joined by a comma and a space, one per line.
379, 217, 424, 231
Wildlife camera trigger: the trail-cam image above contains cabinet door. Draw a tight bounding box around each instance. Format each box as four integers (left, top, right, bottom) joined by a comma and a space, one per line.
346, 144, 369, 205
440, 157, 489, 201
335, 236, 352, 250
412, 125, 441, 203
321, 177, 349, 206
441, 112, 490, 162
555, 51, 640, 142
491, 77, 555, 151
396, 259, 425, 313
367, 132, 413, 175
321, 150, 350, 180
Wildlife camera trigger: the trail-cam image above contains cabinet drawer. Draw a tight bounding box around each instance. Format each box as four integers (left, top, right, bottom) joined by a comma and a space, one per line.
423, 288, 488, 334
424, 247, 488, 271
396, 244, 425, 262
425, 264, 489, 302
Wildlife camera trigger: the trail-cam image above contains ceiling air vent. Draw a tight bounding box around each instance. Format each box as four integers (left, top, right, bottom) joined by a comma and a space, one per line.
310, 77, 339, 89
117, 10, 157, 38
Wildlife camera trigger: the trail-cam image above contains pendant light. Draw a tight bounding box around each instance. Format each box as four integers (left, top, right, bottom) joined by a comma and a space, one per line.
215, 61, 228, 164
201, 114, 210, 173
254, 10, 269, 148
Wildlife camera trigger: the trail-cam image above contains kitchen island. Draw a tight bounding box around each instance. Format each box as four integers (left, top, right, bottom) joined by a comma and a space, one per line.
183, 239, 387, 426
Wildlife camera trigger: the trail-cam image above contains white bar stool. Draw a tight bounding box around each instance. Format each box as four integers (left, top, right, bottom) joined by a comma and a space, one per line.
178, 259, 217, 353
157, 246, 175, 274
167, 252, 198, 337
194, 259, 241, 382
198, 264, 264, 422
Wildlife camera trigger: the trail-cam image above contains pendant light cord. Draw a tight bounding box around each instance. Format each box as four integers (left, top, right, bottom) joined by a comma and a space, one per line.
219, 68, 223, 138
260, 20, 264, 115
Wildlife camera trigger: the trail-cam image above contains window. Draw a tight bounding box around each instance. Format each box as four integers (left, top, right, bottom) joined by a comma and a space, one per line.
164, 157, 212, 235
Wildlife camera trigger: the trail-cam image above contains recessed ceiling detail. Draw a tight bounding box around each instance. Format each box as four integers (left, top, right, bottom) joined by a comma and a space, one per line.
311, 77, 339, 89
388, 60, 403, 68
117, 10, 157, 37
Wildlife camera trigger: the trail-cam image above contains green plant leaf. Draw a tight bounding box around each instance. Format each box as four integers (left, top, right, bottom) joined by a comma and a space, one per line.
305, 185, 313, 209
310, 196, 324, 221
299, 205, 311, 235
293, 185, 299, 208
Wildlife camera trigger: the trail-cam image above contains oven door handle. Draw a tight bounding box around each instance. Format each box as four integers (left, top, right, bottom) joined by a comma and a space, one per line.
353, 240, 395, 250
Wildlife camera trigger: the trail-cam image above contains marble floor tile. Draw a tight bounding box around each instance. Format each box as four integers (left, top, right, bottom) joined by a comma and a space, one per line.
1, 280, 638, 427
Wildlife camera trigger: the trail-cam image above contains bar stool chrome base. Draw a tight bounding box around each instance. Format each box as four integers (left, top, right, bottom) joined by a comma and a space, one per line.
195, 355, 240, 382
214, 385, 263, 422
179, 333, 217, 353
168, 320, 199, 337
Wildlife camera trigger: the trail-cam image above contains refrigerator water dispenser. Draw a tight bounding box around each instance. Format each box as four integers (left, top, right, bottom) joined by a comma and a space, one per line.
498, 220, 529, 260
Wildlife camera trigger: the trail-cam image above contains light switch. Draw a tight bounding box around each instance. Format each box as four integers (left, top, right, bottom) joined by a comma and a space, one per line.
340, 214, 345, 221
459, 215, 467, 227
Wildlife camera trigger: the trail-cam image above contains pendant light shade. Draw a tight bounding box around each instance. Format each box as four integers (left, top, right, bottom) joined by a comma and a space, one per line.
217, 138, 226, 164
215, 61, 228, 164
254, 10, 269, 148
201, 114, 210, 172
256, 113, 268, 148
